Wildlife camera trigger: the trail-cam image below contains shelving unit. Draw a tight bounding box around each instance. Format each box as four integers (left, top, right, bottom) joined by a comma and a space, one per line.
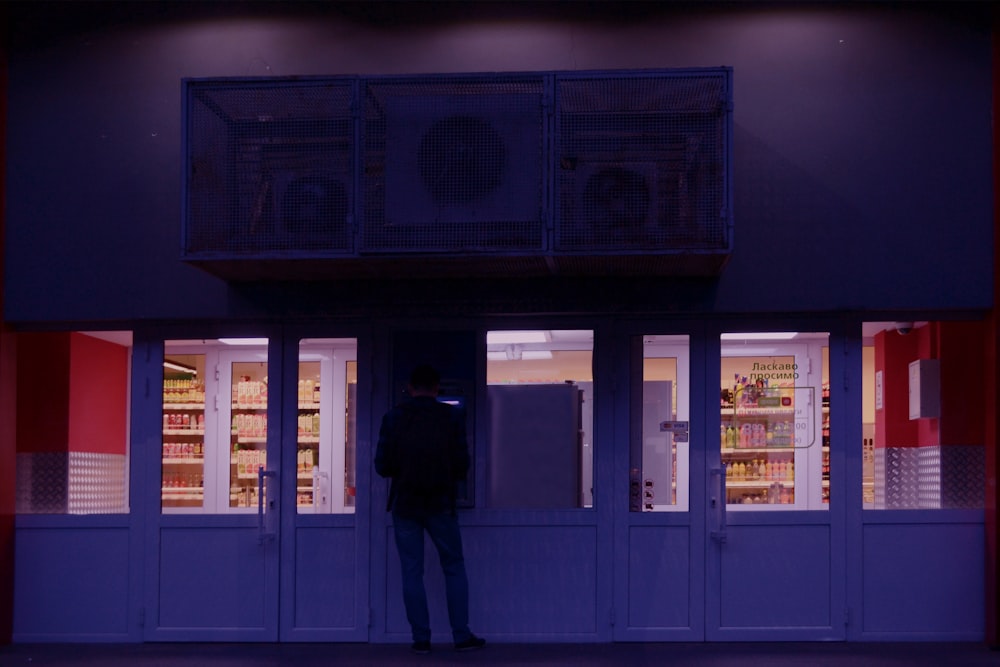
162, 379, 206, 509
229, 367, 268, 509
296, 381, 321, 508
721, 401, 797, 505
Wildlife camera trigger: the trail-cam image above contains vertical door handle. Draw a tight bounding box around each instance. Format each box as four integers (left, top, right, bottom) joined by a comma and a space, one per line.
312, 470, 330, 512
710, 467, 728, 543
257, 467, 278, 544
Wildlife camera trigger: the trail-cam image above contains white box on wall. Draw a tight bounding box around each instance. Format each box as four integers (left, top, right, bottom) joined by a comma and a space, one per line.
908, 359, 940, 420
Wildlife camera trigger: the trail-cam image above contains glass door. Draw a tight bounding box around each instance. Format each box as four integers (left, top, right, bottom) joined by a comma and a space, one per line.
613, 332, 701, 640
706, 331, 844, 640
279, 337, 367, 641
146, 338, 280, 641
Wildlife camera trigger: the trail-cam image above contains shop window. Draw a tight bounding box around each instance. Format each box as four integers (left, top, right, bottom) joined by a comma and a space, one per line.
162, 338, 359, 515
632, 335, 690, 512
15, 331, 131, 515
486, 330, 593, 509
720, 332, 829, 510
862, 321, 985, 510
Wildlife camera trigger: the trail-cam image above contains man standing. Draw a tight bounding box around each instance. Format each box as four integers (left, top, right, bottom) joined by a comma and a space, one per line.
375, 364, 486, 654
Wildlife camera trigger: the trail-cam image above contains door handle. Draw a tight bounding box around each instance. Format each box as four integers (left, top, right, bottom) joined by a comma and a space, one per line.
257, 467, 278, 544
710, 466, 728, 544
312, 470, 330, 512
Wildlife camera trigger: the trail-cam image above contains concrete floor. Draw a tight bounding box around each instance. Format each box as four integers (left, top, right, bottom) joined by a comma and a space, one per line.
2, 642, 1000, 667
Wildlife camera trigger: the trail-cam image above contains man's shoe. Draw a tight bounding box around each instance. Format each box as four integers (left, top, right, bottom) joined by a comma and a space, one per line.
411, 640, 432, 654
455, 635, 486, 651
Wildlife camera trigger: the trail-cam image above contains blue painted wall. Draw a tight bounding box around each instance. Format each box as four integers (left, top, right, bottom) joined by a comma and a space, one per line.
3, 3, 993, 323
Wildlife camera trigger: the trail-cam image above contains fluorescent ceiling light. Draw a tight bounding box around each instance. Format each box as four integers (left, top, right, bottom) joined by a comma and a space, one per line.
486, 349, 554, 361
218, 338, 269, 346
486, 331, 548, 345
163, 361, 197, 375
721, 332, 798, 341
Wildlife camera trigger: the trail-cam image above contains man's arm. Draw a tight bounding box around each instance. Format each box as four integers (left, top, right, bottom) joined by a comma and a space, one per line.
450, 407, 471, 480
374, 410, 397, 479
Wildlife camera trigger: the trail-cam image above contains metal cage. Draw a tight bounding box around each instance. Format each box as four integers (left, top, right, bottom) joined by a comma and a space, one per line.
181, 68, 732, 280
184, 78, 356, 259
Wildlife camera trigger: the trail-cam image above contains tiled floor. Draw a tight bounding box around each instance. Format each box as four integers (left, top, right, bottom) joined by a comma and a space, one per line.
1, 642, 999, 667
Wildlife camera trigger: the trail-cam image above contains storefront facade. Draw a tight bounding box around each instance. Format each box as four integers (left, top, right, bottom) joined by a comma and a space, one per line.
1, 2, 996, 645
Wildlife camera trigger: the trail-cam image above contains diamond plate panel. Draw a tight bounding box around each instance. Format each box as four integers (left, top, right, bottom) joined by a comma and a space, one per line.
17, 452, 127, 514
69, 452, 127, 514
940, 445, 984, 509
874, 445, 984, 510
16, 452, 68, 514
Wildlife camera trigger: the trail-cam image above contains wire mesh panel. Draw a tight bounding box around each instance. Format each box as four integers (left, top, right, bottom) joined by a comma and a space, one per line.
184, 79, 355, 258
554, 69, 732, 253
361, 75, 547, 254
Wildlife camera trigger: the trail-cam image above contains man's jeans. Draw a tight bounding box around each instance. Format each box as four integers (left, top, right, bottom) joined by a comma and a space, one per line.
392, 510, 472, 643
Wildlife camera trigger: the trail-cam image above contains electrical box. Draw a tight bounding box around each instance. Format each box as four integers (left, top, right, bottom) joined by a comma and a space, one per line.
908, 359, 940, 420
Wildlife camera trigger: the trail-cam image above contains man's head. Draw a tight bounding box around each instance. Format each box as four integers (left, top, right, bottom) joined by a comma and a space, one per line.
408, 364, 441, 397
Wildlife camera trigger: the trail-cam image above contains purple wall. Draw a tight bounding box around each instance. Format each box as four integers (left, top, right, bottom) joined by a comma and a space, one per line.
2, 3, 993, 323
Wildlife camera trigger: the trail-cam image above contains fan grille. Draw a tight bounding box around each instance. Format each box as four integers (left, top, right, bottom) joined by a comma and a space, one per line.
185, 79, 355, 257
555, 72, 730, 252
361, 76, 547, 254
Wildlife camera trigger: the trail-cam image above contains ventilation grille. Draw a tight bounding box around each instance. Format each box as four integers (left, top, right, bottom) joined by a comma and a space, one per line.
361, 75, 547, 254
185, 79, 355, 258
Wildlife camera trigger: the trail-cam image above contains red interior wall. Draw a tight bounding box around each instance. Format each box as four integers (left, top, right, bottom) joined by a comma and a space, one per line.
68, 333, 128, 455
873, 328, 921, 448
938, 321, 986, 447
15, 333, 70, 454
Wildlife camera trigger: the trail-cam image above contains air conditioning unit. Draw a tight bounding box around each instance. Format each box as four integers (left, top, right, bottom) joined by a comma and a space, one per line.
362, 77, 547, 254
182, 70, 732, 280
183, 79, 356, 276
554, 69, 732, 274
561, 162, 659, 249
248, 162, 350, 252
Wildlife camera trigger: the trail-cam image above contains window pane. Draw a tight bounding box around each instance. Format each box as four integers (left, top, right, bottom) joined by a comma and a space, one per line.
297, 339, 358, 514
486, 330, 593, 509
162, 353, 206, 510
162, 339, 268, 514
863, 321, 985, 510
16, 331, 131, 514
228, 360, 268, 509
633, 335, 690, 512
721, 332, 829, 510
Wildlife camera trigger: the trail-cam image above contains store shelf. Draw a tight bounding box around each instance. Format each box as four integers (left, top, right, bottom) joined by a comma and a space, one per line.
722, 447, 793, 455
727, 480, 794, 487
164, 403, 206, 410
163, 428, 205, 436
162, 457, 204, 465
161, 489, 204, 498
